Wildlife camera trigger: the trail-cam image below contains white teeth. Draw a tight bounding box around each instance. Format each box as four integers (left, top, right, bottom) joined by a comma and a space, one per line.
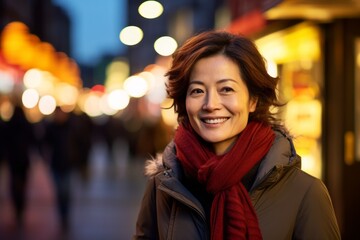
203, 118, 227, 124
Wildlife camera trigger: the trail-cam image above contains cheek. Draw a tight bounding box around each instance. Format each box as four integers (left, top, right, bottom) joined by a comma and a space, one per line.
185, 98, 195, 118
227, 98, 251, 116
185, 101, 199, 130
186, 96, 200, 110
227, 98, 243, 112
185, 99, 203, 131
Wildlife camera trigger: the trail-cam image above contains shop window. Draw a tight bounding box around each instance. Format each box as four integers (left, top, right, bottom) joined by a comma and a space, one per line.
256, 23, 323, 179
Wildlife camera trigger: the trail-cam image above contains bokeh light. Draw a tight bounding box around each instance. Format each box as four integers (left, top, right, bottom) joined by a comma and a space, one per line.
100, 94, 118, 116
83, 92, 102, 117
38, 95, 56, 115
22, 88, 39, 108
55, 82, 79, 107
0, 70, 15, 94
161, 98, 178, 128
154, 36, 178, 56
105, 59, 129, 91
138, 1, 164, 19
119, 26, 143, 46
0, 99, 13, 121
107, 89, 130, 110
123, 75, 149, 98
265, 58, 278, 78
23, 68, 42, 89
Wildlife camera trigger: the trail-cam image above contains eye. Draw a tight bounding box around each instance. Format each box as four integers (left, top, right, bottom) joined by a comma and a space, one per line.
189, 88, 204, 95
220, 87, 234, 93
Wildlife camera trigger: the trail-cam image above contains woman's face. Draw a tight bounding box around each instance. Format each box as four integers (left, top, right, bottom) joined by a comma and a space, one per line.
186, 54, 257, 155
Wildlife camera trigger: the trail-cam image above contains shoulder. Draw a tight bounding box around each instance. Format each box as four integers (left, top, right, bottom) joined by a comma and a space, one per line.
255, 168, 340, 239
286, 168, 329, 200
294, 170, 335, 211
293, 171, 341, 238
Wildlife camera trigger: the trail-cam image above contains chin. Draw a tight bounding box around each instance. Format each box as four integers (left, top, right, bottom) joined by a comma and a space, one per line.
200, 135, 225, 144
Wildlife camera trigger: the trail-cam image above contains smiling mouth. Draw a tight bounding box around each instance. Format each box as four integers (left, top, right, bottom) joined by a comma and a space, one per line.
201, 117, 229, 124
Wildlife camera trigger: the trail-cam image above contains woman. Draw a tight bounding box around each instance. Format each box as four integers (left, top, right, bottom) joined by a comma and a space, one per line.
133, 30, 340, 240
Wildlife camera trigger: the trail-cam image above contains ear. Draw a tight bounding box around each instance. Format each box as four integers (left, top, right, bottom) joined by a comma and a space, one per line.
249, 96, 258, 113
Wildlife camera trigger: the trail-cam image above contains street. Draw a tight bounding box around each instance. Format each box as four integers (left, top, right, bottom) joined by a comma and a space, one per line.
0, 139, 147, 240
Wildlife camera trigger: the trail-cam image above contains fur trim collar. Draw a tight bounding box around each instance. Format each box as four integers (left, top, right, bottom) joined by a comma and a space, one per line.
144, 154, 164, 177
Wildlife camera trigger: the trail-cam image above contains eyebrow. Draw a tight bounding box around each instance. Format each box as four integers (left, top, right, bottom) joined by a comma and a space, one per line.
189, 78, 239, 85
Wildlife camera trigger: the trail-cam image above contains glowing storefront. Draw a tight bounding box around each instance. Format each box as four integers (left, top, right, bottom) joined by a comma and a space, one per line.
256, 23, 323, 179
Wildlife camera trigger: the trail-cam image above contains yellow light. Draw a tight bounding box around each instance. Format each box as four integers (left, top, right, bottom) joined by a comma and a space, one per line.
265, 58, 278, 78
22, 89, 39, 109
25, 107, 43, 123
285, 98, 322, 138
119, 26, 143, 46
107, 89, 130, 110
106, 72, 126, 91
23, 68, 43, 89
100, 94, 118, 116
83, 93, 102, 117
161, 100, 178, 128
124, 75, 149, 98
256, 23, 321, 63
0, 99, 14, 121
1, 22, 82, 88
154, 36, 178, 56
55, 82, 79, 107
139, 71, 155, 88
107, 60, 129, 75
1, 22, 30, 65
36, 71, 56, 96
38, 95, 56, 115
138, 1, 164, 19
34, 42, 56, 72
105, 60, 130, 91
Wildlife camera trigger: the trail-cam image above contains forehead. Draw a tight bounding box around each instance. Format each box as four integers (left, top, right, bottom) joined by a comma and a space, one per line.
190, 54, 241, 81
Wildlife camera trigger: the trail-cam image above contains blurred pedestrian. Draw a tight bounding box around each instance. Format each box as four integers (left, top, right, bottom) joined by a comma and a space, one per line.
4, 104, 35, 227
0, 117, 6, 164
133, 30, 341, 239
71, 111, 93, 182
42, 107, 75, 232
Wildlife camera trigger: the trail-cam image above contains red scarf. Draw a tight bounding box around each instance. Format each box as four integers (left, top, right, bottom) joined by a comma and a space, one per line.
174, 121, 275, 240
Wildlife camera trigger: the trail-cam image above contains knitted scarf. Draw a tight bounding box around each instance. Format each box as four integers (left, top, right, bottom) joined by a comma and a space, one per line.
174, 121, 275, 240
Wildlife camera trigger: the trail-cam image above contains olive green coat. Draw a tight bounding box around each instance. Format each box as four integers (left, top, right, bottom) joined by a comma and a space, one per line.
133, 131, 341, 240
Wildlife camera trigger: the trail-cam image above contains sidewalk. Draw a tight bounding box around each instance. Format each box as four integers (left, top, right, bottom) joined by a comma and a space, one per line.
0, 140, 147, 240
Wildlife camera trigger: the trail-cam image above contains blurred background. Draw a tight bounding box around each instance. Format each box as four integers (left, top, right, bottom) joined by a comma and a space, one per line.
0, 0, 360, 239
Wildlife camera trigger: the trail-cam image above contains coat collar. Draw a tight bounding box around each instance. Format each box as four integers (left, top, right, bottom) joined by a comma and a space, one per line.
251, 130, 299, 189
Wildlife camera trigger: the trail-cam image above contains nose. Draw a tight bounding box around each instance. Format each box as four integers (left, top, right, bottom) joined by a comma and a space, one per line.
202, 91, 221, 111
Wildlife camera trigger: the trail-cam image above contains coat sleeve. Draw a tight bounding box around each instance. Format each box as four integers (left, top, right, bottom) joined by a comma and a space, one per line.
133, 176, 159, 240
294, 179, 341, 240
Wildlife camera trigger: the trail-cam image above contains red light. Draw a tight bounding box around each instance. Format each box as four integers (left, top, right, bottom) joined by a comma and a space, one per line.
91, 84, 105, 93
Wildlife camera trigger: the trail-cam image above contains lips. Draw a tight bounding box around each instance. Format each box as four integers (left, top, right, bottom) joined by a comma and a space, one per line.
201, 117, 229, 124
